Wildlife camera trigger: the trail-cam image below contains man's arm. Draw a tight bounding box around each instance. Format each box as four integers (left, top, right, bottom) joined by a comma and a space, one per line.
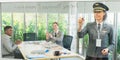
52, 31, 64, 42
2, 37, 17, 53
46, 32, 51, 42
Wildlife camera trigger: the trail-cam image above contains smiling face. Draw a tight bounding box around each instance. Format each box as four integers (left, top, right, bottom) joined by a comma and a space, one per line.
94, 10, 105, 23
53, 23, 58, 31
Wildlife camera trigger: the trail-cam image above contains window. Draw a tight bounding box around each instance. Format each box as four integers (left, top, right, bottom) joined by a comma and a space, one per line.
105, 13, 114, 25
58, 14, 68, 34
2, 13, 68, 41
13, 13, 24, 40
78, 13, 89, 55
117, 13, 120, 56
37, 13, 47, 40
2, 13, 12, 34
47, 13, 58, 32
25, 13, 36, 33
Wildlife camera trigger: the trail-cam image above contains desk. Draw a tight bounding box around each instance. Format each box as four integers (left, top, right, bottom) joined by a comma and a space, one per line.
18, 41, 81, 60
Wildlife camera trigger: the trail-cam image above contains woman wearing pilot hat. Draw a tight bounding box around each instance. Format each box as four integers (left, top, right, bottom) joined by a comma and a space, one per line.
78, 2, 114, 60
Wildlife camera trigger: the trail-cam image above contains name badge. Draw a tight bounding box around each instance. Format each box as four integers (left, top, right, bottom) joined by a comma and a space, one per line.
96, 39, 101, 47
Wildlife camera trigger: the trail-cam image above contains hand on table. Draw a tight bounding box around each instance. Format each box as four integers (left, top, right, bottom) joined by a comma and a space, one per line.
15, 40, 22, 45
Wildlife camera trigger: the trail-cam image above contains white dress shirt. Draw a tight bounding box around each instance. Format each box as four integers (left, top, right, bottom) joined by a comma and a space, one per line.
96, 21, 103, 31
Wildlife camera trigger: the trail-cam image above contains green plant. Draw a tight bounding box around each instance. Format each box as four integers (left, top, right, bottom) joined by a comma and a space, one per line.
83, 34, 89, 48
117, 30, 120, 54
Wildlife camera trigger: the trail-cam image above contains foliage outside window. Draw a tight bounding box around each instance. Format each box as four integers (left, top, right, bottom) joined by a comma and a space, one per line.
58, 14, 68, 34
2, 13, 12, 34
2, 13, 68, 41
47, 13, 57, 33
117, 29, 120, 54
25, 13, 36, 33
13, 13, 24, 41
37, 13, 47, 40
117, 13, 120, 54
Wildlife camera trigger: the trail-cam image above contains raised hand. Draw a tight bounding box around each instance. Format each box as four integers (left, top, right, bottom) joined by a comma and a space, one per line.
78, 17, 84, 32
78, 17, 84, 27
46, 32, 49, 40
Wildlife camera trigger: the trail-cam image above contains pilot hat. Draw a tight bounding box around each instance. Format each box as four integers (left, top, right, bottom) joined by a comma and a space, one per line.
93, 2, 109, 12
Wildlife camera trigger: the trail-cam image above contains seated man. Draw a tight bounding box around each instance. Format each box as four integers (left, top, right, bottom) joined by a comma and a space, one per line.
46, 22, 64, 46
1, 26, 22, 58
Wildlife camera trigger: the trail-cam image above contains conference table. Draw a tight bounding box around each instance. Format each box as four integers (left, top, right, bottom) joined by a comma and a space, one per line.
18, 40, 82, 60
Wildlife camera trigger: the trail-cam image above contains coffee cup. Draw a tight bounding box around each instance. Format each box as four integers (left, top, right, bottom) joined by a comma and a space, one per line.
54, 51, 60, 56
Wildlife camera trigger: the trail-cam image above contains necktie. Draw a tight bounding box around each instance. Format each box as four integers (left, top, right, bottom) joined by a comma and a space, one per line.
55, 33, 57, 37
98, 24, 101, 31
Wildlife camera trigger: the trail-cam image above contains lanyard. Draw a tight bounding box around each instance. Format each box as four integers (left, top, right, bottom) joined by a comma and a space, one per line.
97, 30, 100, 39
97, 24, 101, 39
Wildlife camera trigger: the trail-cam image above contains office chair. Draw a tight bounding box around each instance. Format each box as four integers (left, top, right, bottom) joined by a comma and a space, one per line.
14, 48, 24, 59
63, 35, 73, 50
23, 33, 37, 41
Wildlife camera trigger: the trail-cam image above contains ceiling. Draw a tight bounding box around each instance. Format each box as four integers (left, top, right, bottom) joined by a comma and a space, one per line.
0, 0, 108, 2
1, 1, 120, 13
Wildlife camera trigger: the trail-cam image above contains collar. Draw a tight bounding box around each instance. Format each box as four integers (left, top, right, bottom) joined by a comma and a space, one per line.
4, 34, 11, 39
96, 21, 103, 26
54, 30, 59, 33
96, 21, 103, 31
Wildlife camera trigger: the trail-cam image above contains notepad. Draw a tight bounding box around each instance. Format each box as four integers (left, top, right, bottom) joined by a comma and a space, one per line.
26, 54, 46, 59
31, 49, 46, 54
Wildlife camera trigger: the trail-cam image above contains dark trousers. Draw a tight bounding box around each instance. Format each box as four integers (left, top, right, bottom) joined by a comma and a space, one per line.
85, 56, 108, 60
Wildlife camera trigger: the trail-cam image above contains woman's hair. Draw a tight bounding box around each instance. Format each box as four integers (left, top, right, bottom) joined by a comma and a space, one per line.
103, 11, 107, 21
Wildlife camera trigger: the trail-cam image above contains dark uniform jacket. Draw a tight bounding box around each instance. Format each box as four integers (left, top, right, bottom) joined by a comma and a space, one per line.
78, 22, 115, 58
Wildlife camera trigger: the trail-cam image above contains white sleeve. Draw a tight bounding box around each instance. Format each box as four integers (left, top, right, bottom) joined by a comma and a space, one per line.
2, 37, 17, 53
